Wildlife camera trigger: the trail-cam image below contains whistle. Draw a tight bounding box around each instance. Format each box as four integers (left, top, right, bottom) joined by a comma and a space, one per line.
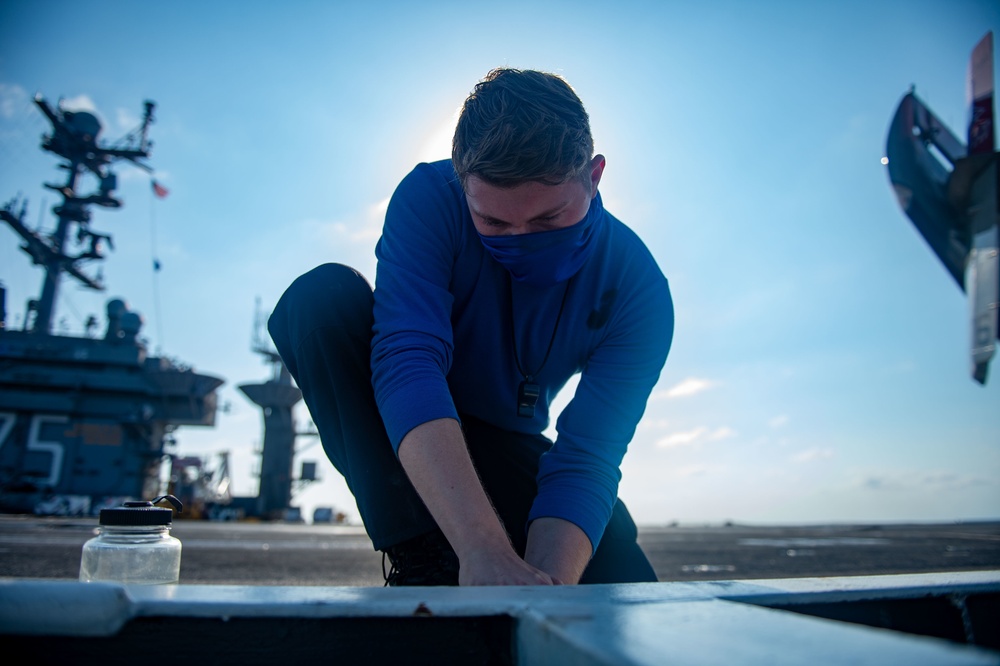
517, 380, 540, 418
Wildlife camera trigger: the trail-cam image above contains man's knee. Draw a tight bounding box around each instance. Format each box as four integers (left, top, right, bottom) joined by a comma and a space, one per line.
268, 263, 373, 363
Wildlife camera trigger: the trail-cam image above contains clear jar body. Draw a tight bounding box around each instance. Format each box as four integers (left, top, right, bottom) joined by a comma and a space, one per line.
79, 525, 181, 584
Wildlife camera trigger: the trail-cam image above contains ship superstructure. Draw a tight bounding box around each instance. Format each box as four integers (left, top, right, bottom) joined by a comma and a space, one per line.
0, 95, 223, 514
233, 298, 318, 521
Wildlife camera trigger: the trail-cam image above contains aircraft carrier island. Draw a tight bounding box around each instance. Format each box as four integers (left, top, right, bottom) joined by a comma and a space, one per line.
0, 95, 224, 517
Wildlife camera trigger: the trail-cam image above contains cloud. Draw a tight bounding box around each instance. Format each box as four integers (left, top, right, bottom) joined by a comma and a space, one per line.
309, 197, 388, 245
0, 84, 30, 119
857, 470, 992, 492
791, 448, 834, 463
657, 427, 706, 448
636, 417, 670, 433
60, 94, 99, 113
662, 377, 716, 398
656, 425, 735, 448
708, 426, 737, 441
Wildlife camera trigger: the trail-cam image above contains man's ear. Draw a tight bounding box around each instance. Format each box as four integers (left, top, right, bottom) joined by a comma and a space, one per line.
588, 155, 606, 197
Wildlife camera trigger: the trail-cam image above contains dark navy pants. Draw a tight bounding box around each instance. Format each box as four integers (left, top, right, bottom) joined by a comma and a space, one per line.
268, 263, 657, 584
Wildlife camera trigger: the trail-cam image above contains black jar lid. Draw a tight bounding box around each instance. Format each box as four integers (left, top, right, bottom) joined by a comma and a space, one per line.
99, 495, 183, 526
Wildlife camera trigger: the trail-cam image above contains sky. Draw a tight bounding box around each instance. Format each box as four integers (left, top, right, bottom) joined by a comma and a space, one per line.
1, 1, 998, 527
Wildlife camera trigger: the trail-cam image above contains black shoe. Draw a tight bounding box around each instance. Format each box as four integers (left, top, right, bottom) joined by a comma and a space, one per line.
383, 530, 460, 586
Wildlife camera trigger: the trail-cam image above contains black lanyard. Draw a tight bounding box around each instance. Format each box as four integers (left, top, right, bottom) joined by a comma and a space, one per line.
508, 274, 573, 418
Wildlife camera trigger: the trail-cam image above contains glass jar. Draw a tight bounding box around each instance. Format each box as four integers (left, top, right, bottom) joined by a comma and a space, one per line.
80, 495, 183, 584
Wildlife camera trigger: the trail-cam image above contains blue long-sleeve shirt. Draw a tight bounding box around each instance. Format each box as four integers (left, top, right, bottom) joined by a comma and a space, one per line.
371, 160, 673, 551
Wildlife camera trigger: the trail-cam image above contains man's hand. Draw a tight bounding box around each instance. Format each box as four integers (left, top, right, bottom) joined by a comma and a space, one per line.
397, 418, 556, 586
459, 545, 556, 586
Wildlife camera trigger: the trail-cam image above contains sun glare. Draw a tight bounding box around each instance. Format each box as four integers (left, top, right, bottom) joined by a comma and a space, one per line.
418, 108, 461, 163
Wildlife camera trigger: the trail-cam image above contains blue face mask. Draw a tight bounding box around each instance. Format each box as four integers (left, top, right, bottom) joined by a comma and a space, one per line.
478, 193, 604, 287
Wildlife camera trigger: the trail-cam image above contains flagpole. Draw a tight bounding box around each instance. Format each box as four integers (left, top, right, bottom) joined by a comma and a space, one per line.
149, 178, 166, 353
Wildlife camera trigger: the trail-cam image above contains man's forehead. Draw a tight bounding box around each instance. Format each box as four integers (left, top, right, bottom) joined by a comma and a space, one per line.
464, 175, 579, 202
464, 176, 581, 220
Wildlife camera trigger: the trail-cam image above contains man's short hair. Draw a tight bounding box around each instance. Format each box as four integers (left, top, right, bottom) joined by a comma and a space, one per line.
452, 68, 594, 188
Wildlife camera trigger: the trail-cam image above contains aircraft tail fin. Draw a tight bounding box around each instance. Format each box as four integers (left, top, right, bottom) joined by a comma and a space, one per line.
884, 31, 998, 384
